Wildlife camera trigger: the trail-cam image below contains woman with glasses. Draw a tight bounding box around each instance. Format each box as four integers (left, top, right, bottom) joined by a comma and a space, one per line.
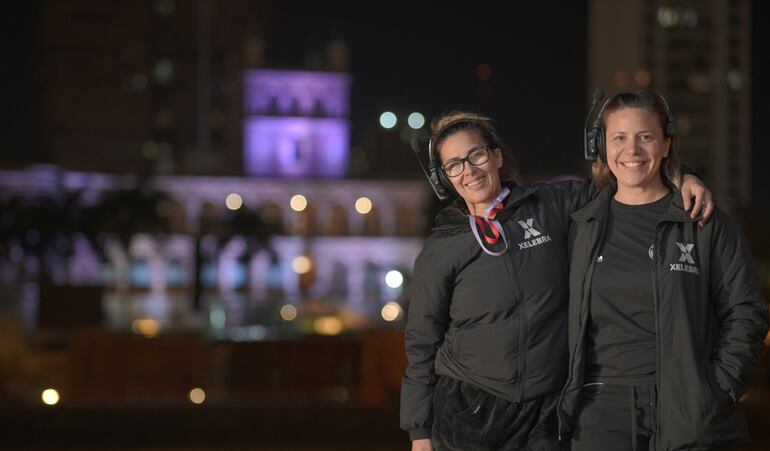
400, 111, 713, 451
558, 90, 767, 450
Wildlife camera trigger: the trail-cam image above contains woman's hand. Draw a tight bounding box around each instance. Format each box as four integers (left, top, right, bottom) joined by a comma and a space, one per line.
681, 174, 715, 227
411, 438, 434, 451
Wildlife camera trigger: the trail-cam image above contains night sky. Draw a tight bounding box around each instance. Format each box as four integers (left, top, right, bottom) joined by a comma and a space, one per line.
750, 0, 770, 211
273, 2, 589, 178
2, 1, 767, 210
273, 1, 770, 210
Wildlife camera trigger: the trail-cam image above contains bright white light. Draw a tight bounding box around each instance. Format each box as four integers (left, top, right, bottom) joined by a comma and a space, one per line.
381, 302, 403, 322
290, 194, 308, 212
42, 388, 60, 406
280, 304, 298, 321
355, 197, 373, 214
385, 270, 404, 288
292, 256, 312, 274
225, 193, 243, 210
407, 112, 425, 129
379, 112, 397, 129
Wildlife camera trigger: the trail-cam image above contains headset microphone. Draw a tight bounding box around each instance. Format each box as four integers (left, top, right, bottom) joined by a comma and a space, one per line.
584, 88, 605, 161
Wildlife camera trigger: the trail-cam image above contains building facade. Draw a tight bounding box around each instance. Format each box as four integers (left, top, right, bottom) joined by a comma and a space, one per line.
588, 0, 751, 210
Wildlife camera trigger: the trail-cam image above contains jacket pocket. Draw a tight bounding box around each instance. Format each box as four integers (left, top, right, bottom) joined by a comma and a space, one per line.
434, 376, 487, 422
695, 363, 747, 446
707, 363, 735, 404
457, 313, 520, 383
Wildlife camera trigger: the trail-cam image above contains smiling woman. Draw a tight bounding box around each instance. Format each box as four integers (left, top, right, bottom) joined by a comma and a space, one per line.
604, 107, 671, 204
590, 91, 682, 201
400, 108, 718, 451
558, 90, 768, 450
439, 137, 503, 215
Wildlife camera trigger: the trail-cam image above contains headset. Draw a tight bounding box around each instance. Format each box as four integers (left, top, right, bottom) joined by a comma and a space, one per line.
585, 89, 676, 162
413, 117, 505, 201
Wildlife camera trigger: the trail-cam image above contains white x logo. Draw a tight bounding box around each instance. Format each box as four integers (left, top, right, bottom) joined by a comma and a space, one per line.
676, 242, 695, 264
517, 218, 541, 239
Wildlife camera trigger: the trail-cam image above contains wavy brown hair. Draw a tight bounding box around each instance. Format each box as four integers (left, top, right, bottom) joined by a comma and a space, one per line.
430, 111, 519, 183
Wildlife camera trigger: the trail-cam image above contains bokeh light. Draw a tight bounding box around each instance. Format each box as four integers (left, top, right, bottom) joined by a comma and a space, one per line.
355, 197, 373, 214
292, 256, 312, 274
225, 193, 243, 210
189, 388, 206, 405
379, 112, 397, 129
41, 388, 60, 406
381, 302, 403, 322
290, 194, 308, 212
385, 270, 404, 288
314, 316, 343, 335
407, 112, 425, 129
280, 304, 298, 321
131, 318, 160, 337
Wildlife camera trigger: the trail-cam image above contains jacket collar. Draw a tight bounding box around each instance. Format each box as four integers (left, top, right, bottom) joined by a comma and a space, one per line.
662, 191, 701, 223
571, 186, 701, 224
570, 186, 613, 223
433, 181, 539, 231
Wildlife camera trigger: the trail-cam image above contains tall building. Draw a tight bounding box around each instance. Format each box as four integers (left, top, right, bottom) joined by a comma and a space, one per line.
242, 69, 351, 178
589, 0, 751, 210
28, 0, 274, 175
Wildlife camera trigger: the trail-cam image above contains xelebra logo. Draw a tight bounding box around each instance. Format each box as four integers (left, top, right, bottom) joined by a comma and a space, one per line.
517, 219, 540, 239
670, 242, 699, 274
517, 218, 551, 250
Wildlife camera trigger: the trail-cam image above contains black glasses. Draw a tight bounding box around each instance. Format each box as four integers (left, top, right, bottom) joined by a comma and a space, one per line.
442, 146, 492, 178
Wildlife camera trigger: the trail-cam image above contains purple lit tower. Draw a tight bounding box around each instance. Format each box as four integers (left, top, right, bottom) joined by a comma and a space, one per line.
242, 69, 351, 178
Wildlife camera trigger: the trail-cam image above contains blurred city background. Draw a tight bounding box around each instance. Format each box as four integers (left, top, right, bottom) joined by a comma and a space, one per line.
1, 1, 769, 450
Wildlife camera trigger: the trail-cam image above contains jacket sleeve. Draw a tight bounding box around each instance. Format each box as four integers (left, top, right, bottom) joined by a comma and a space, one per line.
400, 251, 453, 440
708, 211, 769, 401
542, 177, 596, 219
542, 163, 701, 219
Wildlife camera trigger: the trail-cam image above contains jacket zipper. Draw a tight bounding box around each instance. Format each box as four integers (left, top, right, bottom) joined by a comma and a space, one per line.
557, 219, 603, 440
652, 224, 663, 451
503, 251, 527, 400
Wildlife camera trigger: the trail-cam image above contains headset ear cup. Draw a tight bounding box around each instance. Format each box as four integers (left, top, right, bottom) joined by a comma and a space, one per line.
596, 124, 606, 162
436, 164, 455, 197
427, 155, 454, 200
586, 121, 602, 162
586, 126, 596, 161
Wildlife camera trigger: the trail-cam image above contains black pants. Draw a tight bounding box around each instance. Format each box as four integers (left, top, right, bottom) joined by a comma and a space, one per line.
431, 376, 563, 451
572, 382, 657, 451
571, 382, 734, 451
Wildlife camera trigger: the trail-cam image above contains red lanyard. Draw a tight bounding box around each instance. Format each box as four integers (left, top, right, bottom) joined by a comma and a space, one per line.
473, 192, 506, 244
474, 202, 504, 244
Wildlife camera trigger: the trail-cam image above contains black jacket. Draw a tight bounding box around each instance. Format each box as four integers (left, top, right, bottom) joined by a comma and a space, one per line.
558, 188, 769, 450
400, 180, 591, 440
